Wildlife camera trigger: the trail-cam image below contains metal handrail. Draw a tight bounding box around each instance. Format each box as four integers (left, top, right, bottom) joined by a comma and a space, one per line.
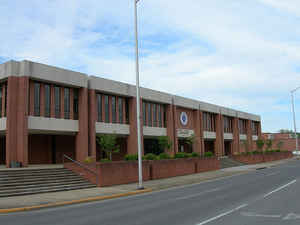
63, 154, 99, 186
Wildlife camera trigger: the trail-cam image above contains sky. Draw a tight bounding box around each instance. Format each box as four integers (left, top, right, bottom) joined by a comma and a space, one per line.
0, 0, 300, 133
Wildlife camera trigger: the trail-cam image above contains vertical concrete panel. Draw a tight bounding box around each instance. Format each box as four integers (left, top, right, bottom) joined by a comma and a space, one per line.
193, 110, 201, 154
75, 87, 89, 162
40, 83, 45, 117
70, 88, 74, 120
88, 89, 96, 158
50, 85, 55, 118
127, 97, 144, 155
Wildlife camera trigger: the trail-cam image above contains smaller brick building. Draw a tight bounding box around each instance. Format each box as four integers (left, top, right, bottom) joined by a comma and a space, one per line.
262, 133, 299, 152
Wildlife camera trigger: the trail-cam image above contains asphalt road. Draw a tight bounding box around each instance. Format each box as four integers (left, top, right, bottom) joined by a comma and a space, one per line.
1, 159, 300, 225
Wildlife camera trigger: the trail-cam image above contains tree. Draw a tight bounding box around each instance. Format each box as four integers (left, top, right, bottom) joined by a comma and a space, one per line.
256, 139, 265, 152
96, 134, 120, 161
185, 134, 195, 146
266, 139, 273, 150
277, 141, 283, 151
157, 136, 173, 153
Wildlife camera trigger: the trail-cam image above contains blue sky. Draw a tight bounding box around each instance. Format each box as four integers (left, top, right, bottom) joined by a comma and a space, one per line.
1, 0, 300, 132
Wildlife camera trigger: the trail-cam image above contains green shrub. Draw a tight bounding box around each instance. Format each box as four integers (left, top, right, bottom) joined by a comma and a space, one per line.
275, 149, 281, 152
186, 153, 193, 158
100, 158, 112, 163
158, 152, 171, 160
191, 152, 200, 158
252, 151, 260, 155
204, 151, 213, 158
174, 152, 186, 159
143, 153, 158, 160
246, 151, 253, 155
83, 157, 94, 164
124, 154, 138, 161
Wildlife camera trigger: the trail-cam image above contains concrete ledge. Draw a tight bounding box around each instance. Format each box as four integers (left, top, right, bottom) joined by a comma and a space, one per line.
0, 117, 6, 131
203, 131, 216, 139
95, 122, 130, 135
239, 134, 247, 140
28, 116, 79, 133
143, 126, 167, 137
224, 133, 233, 140
0, 189, 152, 214
252, 135, 258, 141
177, 129, 195, 138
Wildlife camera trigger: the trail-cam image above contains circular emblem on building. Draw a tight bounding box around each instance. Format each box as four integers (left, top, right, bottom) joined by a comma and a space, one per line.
180, 112, 188, 126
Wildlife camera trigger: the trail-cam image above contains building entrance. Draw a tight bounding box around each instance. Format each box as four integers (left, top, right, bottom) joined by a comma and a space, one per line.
204, 140, 215, 154
224, 141, 232, 156
0, 136, 5, 165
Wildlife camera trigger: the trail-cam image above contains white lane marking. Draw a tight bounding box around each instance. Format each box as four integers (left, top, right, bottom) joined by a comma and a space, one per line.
196, 204, 248, 225
174, 188, 222, 201
283, 213, 300, 220
241, 212, 281, 218
264, 180, 297, 198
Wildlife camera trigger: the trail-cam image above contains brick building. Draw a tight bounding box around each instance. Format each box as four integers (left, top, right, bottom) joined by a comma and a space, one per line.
0, 60, 262, 167
262, 133, 299, 152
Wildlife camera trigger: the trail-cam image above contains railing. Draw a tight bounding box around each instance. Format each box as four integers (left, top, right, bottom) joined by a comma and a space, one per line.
63, 154, 99, 186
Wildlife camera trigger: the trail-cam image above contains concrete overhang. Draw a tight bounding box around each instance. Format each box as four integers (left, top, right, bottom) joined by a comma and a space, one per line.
200, 102, 220, 114
143, 126, 167, 137
173, 95, 199, 110
95, 122, 130, 135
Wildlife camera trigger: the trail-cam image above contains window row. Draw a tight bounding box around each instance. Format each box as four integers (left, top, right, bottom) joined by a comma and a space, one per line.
223, 116, 233, 133
32, 82, 79, 119
0, 84, 7, 118
142, 101, 166, 128
251, 121, 259, 135
203, 112, 216, 132
238, 119, 247, 134
96, 94, 129, 124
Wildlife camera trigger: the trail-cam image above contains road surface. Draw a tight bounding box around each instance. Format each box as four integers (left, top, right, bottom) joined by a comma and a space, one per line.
1, 159, 300, 225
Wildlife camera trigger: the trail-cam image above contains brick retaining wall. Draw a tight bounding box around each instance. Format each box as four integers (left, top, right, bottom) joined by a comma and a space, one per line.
232, 152, 292, 165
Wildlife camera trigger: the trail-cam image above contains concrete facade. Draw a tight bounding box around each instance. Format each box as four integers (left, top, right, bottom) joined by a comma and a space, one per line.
0, 60, 262, 167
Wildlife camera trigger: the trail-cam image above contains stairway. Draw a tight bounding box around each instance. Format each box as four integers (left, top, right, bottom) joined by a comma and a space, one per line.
0, 167, 97, 197
220, 157, 245, 169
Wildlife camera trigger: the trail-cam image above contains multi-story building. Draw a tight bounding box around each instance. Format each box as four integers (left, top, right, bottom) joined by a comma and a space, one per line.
0, 60, 261, 167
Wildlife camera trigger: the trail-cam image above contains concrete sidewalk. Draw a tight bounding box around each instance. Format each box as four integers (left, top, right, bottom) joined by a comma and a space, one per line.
0, 157, 297, 211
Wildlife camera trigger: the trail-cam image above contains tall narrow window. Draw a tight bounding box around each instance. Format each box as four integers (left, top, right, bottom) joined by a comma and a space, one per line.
118, 97, 123, 124
54, 86, 60, 118
153, 104, 157, 127
0, 85, 2, 117
158, 105, 162, 127
125, 98, 129, 124
73, 89, 79, 120
97, 94, 102, 122
112, 96, 116, 123
143, 102, 146, 125
45, 84, 50, 117
105, 95, 109, 123
163, 105, 167, 127
64, 88, 70, 119
148, 103, 152, 127
4, 85, 7, 117
34, 83, 40, 116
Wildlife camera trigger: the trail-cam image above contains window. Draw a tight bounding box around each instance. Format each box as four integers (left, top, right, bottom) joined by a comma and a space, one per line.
34, 83, 40, 116
239, 119, 247, 134
142, 102, 146, 125
153, 104, 157, 127
64, 88, 70, 119
112, 96, 116, 123
223, 116, 233, 133
203, 112, 216, 132
158, 105, 162, 127
4, 85, 6, 117
163, 105, 167, 127
251, 121, 259, 135
148, 103, 152, 127
118, 97, 123, 124
104, 95, 109, 123
125, 98, 129, 124
0, 85, 2, 117
73, 89, 79, 120
54, 86, 60, 118
97, 94, 102, 122
45, 84, 51, 117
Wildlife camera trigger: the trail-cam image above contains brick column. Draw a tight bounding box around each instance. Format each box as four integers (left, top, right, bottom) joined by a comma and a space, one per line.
88, 89, 97, 159
215, 113, 223, 157
199, 111, 205, 156
173, 105, 179, 154
258, 121, 262, 139
29, 81, 34, 116
247, 120, 253, 151
232, 117, 240, 154
193, 110, 201, 154
6, 76, 29, 167
166, 104, 175, 156
75, 87, 89, 162
127, 97, 144, 155
2, 85, 6, 117
220, 114, 225, 156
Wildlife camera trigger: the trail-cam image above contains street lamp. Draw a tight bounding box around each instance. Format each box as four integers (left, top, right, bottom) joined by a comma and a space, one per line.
134, 0, 143, 190
291, 86, 300, 153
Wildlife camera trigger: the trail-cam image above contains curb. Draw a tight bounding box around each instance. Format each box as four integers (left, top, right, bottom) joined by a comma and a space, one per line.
0, 188, 152, 214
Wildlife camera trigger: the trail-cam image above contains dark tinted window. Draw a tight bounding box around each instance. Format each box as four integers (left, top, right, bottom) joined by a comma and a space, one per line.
34, 83, 40, 116
73, 89, 79, 120
45, 84, 51, 117
64, 88, 70, 119
112, 96, 116, 123
118, 97, 123, 124
97, 94, 102, 122
105, 95, 109, 123
54, 86, 60, 118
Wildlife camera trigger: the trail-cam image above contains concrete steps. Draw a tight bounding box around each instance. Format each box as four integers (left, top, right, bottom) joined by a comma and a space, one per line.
220, 157, 245, 169
0, 168, 97, 197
